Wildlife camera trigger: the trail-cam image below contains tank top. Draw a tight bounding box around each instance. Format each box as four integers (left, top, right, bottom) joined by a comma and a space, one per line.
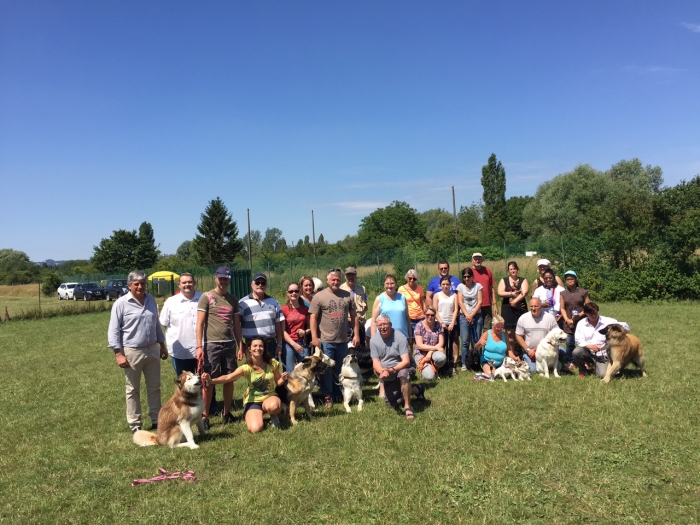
501, 277, 527, 311
482, 330, 508, 364
378, 293, 409, 338
435, 291, 455, 324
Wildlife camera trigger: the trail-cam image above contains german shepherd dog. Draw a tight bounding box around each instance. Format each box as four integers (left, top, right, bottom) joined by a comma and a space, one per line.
598, 324, 647, 384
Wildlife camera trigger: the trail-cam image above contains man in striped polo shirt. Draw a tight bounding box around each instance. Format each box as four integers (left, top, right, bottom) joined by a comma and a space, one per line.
238, 272, 286, 364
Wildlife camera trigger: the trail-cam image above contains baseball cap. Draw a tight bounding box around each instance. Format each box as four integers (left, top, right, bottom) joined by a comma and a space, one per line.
564, 270, 578, 278
536, 259, 551, 267
345, 266, 357, 275
215, 266, 232, 278
472, 252, 483, 258
253, 272, 268, 282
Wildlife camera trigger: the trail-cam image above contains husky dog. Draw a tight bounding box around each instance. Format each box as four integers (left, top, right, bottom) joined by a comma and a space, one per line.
338, 354, 363, 412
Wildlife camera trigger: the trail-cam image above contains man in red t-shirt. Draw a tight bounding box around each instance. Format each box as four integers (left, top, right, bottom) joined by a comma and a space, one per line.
471, 252, 498, 330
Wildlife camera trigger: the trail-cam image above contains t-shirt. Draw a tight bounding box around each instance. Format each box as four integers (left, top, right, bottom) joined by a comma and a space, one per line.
377, 293, 409, 338
160, 291, 203, 359
281, 304, 308, 341
239, 294, 285, 339
197, 290, 240, 343
397, 284, 425, 321
471, 266, 495, 307
515, 312, 558, 350
560, 287, 589, 334
427, 275, 461, 297
370, 330, 409, 369
457, 282, 483, 315
413, 320, 443, 358
309, 288, 355, 343
533, 285, 565, 315
240, 359, 280, 404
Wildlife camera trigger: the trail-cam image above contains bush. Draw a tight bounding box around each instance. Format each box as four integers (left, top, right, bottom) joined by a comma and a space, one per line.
42, 272, 63, 297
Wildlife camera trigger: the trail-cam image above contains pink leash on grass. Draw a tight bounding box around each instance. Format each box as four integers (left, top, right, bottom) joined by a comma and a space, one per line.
132, 468, 196, 486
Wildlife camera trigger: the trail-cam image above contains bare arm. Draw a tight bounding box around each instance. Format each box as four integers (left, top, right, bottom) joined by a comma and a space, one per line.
497, 278, 509, 298
209, 366, 245, 384
310, 313, 320, 348
491, 286, 498, 315
370, 297, 381, 337
196, 310, 207, 362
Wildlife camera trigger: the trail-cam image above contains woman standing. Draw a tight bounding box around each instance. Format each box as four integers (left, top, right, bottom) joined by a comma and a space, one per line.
473, 315, 508, 380
560, 270, 590, 368
457, 268, 483, 372
281, 282, 310, 373
371, 274, 412, 340
497, 261, 529, 354
298, 276, 315, 307
433, 275, 459, 373
206, 337, 288, 433
533, 269, 565, 324
413, 306, 446, 380
398, 269, 425, 334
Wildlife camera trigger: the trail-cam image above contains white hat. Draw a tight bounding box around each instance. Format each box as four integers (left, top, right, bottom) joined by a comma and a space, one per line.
536, 259, 551, 267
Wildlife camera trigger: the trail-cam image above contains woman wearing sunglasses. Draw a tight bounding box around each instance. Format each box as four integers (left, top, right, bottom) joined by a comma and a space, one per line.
281, 282, 310, 373
414, 306, 446, 380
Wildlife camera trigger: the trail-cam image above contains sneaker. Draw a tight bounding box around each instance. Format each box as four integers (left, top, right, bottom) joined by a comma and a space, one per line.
131, 426, 141, 435
461, 365, 467, 372
578, 373, 586, 379
566, 363, 575, 372
269, 415, 281, 429
324, 396, 333, 410
201, 417, 210, 431
222, 412, 237, 425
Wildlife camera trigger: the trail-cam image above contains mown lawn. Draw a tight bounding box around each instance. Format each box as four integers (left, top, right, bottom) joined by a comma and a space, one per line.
0, 302, 698, 524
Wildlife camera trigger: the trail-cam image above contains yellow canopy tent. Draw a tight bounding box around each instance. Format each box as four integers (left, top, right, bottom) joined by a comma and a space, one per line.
148, 271, 180, 281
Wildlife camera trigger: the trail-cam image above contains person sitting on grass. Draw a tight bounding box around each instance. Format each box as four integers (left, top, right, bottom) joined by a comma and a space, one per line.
473, 314, 508, 381
370, 314, 425, 420
205, 337, 288, 433
413, 306, 446, 380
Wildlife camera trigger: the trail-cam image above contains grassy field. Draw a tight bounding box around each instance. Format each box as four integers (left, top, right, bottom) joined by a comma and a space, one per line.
0, 303, 698, 524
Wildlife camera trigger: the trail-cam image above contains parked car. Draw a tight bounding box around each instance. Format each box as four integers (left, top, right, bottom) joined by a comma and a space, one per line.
57, 282, 79, 300
104, 279, 128, 301
73, 282, 106, 301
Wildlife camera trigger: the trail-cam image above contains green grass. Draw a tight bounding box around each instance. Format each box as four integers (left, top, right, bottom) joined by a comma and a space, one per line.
1, 302, 698, 524
0, 295, 114, 319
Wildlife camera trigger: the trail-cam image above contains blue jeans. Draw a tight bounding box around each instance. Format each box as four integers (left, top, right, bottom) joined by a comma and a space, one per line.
459, 314, 483, 367
410, 318, 424, 335
281, 342, 310, 373
564, 333, 575, 364
320, 342, 348, 400
171, 357, 198, 377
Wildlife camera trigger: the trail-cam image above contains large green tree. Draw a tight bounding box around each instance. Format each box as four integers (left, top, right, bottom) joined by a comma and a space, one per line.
261, 228, 286, 254
91, 230, 141, 272
357, 201, 425, 251
0, 248, 41, 285
481, 153, 507, 240
192, 197, 244, 264
134, 222, 160, 269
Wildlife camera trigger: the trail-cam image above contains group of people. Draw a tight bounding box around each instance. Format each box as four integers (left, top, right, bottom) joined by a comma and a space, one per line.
107, 255, 629, 432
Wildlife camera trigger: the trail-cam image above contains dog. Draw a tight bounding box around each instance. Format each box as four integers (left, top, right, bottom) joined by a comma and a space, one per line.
305, 346, 337, 409
286, 347, 334, 425
598, 324, 646, 384
493, 357, 519, 382
513, 359, 532, 381
338, 354, 363, 412
536, 327, 568, 378
133, 371, 205, 449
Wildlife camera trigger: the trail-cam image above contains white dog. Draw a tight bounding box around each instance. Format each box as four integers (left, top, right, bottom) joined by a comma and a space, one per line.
513, 359, 532, 381
493, 357, 519, 382
536, 327, 568, 378
338, 354, 363, 412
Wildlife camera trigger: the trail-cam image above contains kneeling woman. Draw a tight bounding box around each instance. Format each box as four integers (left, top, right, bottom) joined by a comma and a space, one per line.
473, 315, 507, 380
207, 337, 289, 433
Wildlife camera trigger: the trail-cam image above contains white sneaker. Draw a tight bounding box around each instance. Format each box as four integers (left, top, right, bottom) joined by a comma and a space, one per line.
461, 365, 467, 372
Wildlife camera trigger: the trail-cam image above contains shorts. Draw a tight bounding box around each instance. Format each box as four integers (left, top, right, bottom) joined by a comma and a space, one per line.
203, 341, 238, 378
244, 402, 264, 414
381, 367, 415, 408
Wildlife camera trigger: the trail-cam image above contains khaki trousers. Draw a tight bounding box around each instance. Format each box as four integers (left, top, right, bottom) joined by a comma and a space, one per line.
124, 343, 161, 429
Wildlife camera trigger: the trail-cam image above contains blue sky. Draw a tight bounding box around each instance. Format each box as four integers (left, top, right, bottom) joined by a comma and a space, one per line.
1, 1, 699, 262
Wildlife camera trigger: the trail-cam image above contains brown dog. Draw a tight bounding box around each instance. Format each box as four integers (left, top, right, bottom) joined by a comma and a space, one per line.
286, 348, 334, 425
133, 371, 205, 449
599, 324, 647, 384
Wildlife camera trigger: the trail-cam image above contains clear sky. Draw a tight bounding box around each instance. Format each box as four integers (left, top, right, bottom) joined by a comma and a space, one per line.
1, 1, 699, 262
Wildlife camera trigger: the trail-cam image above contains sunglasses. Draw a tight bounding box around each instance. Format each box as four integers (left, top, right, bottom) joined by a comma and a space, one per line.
407, 277, 416, 281
493, 324, 504, 329
425, 313, 435, 317
254, 280, 267, 286
287, 289, 300, 294
438, 267, 448, 271
328, 268, 341, 273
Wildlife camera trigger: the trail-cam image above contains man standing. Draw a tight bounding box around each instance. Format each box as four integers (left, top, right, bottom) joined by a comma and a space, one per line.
238, 272, 285, 363
573, 302, 630, 378
370, 314, 424, 420
425, 261, 460, 304
471, 253, 498, 329
108, 270, 167, 434
160, 272, 202, 377
514, 297, 558, 373
340, 266, 368, 348
310, 269, 360, 409
196, 266, 242, 428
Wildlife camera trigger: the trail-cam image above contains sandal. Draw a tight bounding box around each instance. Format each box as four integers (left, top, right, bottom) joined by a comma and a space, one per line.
414, 385, 426, 402
404, 407, 415, 420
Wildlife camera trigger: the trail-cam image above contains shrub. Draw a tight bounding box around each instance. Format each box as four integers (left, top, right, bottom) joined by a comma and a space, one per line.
42, 272, 63, 297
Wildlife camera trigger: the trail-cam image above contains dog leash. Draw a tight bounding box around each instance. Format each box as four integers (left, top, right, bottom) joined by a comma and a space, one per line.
132, 468, 196, 486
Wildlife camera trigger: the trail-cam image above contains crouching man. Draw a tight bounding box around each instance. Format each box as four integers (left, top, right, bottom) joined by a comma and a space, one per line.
573, 302, 630, 378
370, 314, 425, 420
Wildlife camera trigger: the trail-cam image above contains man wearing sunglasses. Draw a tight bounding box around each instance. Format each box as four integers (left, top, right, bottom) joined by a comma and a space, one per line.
310, 269, 360, 409
238, 272, 285, 363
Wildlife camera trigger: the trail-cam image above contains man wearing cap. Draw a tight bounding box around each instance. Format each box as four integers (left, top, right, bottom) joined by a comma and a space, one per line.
425, 261, 461, 304
160, 272, 202, 377
533, 259, 564, 290
196, 266, 242, 428
340, 267, 368, 348
108, 270, 168, 434
310, 269, 360, 409
238, 272, 285, 363
471, 253, 498, 330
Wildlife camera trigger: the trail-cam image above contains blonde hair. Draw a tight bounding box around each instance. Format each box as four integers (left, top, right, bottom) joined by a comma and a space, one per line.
492, 314, 505, 326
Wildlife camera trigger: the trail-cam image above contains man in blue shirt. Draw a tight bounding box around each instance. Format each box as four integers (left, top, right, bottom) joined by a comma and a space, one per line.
425, 261, 461, 305
108, 270, 167, 434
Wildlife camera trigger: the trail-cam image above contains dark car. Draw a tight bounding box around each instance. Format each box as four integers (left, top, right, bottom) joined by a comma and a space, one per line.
104, 279, 128, 301
73, 282, 105, 301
